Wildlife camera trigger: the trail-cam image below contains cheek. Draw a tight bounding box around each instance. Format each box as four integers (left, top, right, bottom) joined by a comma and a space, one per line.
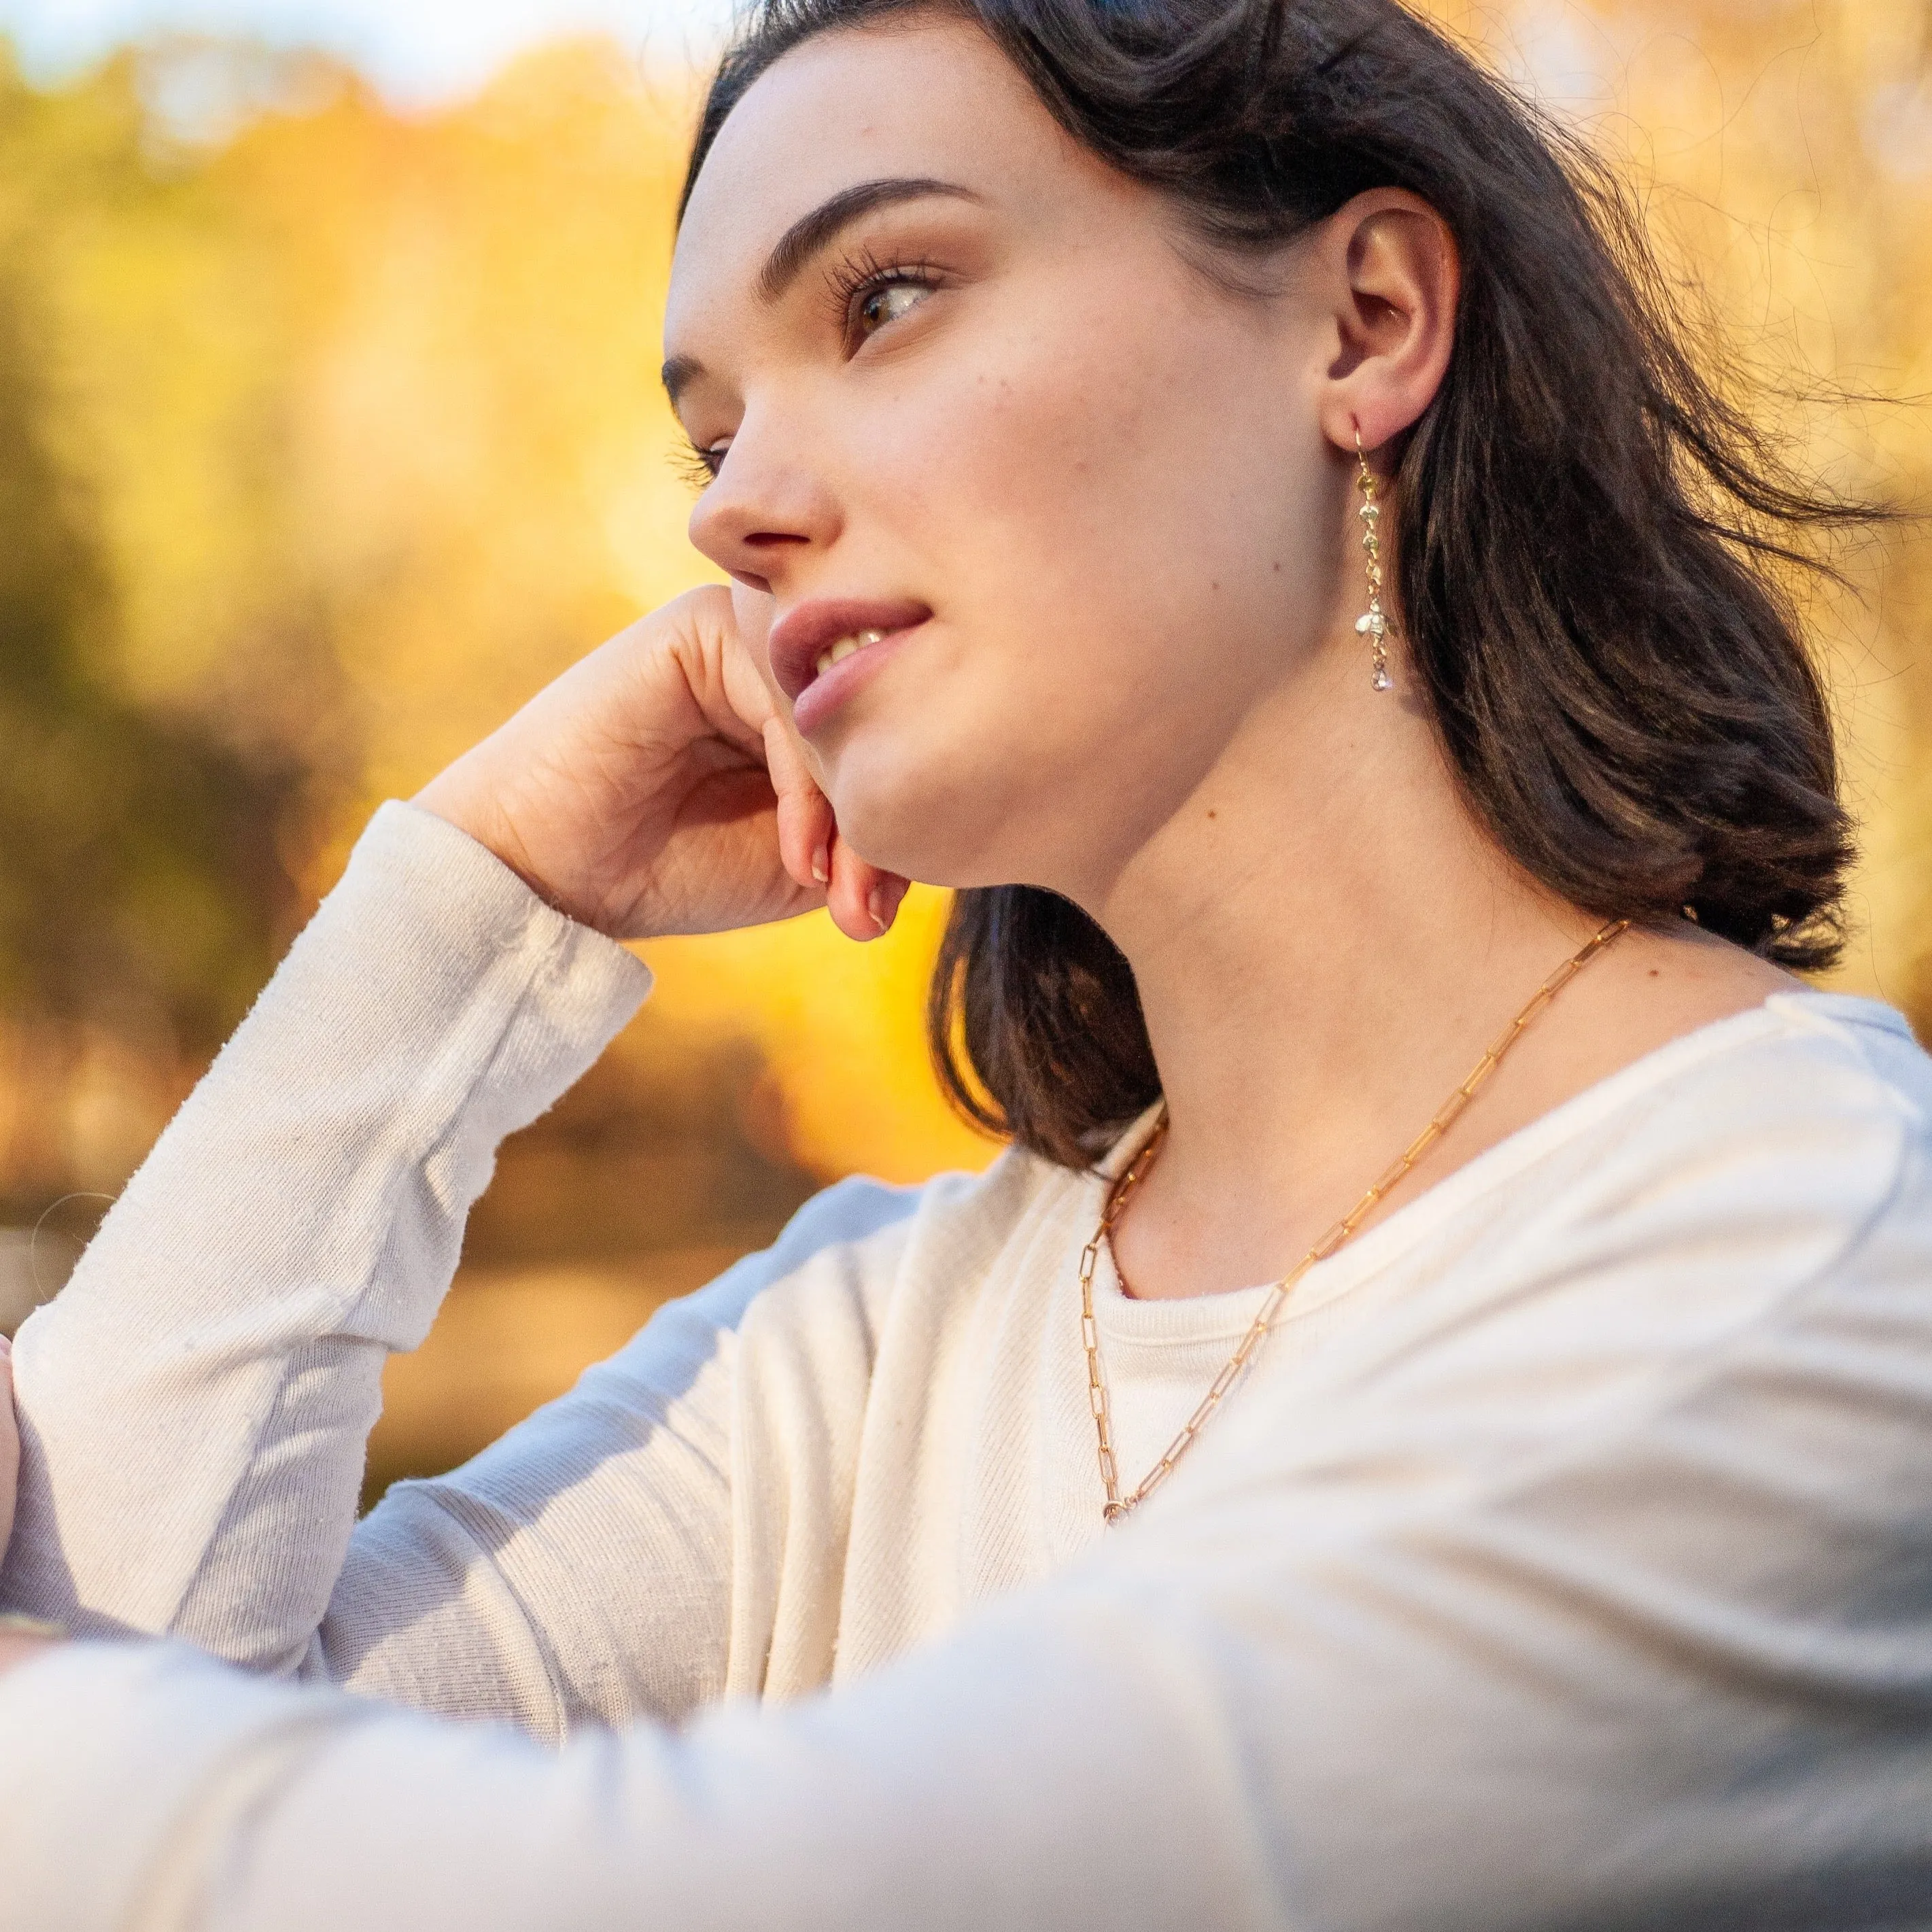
927, 304, 1309, 670
823, 294, 1323, 880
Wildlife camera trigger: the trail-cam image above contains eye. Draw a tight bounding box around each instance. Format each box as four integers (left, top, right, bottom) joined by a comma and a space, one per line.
674, 440, 727, 491
855, 277, 929, 338
827, 248, 943, 351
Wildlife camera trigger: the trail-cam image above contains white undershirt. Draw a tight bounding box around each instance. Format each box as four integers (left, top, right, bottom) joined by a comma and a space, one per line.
1089, 1239, 1277, 1498
2, 799, 1931, 1932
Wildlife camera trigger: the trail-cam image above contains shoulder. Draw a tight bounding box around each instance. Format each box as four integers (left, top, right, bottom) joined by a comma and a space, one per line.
1298, 997, 1932, 1396
1372, 993, 1932, 1398
651, 1139, 1069, 1352
1521, 993, 1927, 1241
572, 1144, 1072, 1426
560, 1145, 1065, 1457
1182, 998, 1932, 1523
1758, 990, 1932, 1122
751, 1141, 1069, 1319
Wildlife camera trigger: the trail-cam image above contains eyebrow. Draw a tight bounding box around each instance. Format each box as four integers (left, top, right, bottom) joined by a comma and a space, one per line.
661, 175, 982, 409
757, 175, 978, 300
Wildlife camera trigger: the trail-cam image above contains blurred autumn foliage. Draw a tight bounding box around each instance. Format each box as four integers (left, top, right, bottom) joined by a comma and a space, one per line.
0, 3, 1927, 1482
0, 29, 995, 1481
0, 32, 990, 1211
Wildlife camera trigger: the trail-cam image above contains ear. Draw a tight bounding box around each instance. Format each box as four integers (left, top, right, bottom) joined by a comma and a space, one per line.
1312, 189, 1460, 459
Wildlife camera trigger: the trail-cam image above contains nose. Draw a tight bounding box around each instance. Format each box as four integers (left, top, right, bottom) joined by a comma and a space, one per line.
687, 411, 841, 596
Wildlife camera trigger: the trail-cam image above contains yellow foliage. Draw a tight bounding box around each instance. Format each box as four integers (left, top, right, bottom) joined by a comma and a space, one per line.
640, 887, 998, 1185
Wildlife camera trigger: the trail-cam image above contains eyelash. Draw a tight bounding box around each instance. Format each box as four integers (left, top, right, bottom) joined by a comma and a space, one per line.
673, 441, 723, 490
825, 244, 943, 343
675, 247, 944, 491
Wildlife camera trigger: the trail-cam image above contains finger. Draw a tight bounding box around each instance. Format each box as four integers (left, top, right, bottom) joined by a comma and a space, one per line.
823, 829, 911, 942
761, 717, 837, 893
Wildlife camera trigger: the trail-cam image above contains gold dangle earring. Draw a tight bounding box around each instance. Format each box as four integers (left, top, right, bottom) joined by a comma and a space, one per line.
1353, 428, 1394, 691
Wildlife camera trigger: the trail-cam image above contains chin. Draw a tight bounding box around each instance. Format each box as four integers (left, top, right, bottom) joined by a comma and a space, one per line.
827, 740, 1038, 889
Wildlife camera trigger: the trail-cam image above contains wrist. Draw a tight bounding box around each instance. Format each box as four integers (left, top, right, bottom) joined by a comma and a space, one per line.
411, 774, 572, 921
411, 761, 507, 861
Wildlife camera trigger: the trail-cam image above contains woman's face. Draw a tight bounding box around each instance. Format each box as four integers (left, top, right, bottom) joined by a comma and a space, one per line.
667, 16, 1349, 907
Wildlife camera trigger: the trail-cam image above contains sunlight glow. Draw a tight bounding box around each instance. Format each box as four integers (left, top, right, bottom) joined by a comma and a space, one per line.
0, 0, 735, 102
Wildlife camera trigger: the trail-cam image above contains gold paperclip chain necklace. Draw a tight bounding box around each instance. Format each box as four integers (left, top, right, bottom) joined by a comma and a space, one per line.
1079, 918, 1629, 1524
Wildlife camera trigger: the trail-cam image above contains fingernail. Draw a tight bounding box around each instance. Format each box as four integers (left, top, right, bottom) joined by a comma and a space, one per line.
811, 842, 830, 886
867, 881, 905, 934
0, 1333, 12, 1358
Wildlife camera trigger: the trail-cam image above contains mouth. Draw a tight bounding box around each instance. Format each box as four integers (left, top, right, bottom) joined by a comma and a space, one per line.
768, 595, 931, 735
811, 627, 891, 680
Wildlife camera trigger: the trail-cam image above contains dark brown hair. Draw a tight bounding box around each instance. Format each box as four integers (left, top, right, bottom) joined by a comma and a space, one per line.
683, 0, 1875, 1169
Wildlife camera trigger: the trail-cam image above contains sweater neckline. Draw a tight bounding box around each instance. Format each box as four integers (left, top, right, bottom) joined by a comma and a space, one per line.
1080, 989, 1909, 1345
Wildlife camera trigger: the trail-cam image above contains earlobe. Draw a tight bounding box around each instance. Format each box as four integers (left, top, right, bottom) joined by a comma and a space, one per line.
1319, 190, 1460, 456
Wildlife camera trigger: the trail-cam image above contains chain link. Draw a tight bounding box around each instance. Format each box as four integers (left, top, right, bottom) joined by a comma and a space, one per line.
1080, 918, 1629, 1525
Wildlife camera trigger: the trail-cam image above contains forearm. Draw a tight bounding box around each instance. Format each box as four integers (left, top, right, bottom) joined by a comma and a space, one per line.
0, 1593, 1272, 1932
0, 803, 649, 1671
5, 1241, 1932, 1932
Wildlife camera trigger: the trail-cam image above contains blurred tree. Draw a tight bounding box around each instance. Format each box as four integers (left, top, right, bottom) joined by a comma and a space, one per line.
1, 3, 1926, 1232
0, 46, 310, 1214
0, 282, 298, 1047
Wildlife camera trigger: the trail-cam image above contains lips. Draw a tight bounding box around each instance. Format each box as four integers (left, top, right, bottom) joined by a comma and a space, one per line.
767, 596, 932, 704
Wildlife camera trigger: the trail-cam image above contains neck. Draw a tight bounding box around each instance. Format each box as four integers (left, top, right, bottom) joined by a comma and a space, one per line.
1088, 639, 1602, 1298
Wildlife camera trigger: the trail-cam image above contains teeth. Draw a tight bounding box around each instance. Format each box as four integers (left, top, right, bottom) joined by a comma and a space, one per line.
812, 627, 888, 677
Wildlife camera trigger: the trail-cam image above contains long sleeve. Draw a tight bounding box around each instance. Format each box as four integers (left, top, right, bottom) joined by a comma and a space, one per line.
6, 795, 1932, 1926
2, 1118, 1931, 1932
0, 801, 742, 1731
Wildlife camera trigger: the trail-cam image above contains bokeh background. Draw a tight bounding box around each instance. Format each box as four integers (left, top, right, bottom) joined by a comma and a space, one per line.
0, 0, 1926, 1498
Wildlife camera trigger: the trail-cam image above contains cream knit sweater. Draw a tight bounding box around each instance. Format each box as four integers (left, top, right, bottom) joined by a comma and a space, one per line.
1, 800, 1930, 1931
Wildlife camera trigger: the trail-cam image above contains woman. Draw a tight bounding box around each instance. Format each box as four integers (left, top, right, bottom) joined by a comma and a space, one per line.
1, 0, 1928, 1923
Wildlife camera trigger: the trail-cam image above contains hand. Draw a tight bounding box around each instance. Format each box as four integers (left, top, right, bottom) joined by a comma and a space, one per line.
413, 587, 908, 943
